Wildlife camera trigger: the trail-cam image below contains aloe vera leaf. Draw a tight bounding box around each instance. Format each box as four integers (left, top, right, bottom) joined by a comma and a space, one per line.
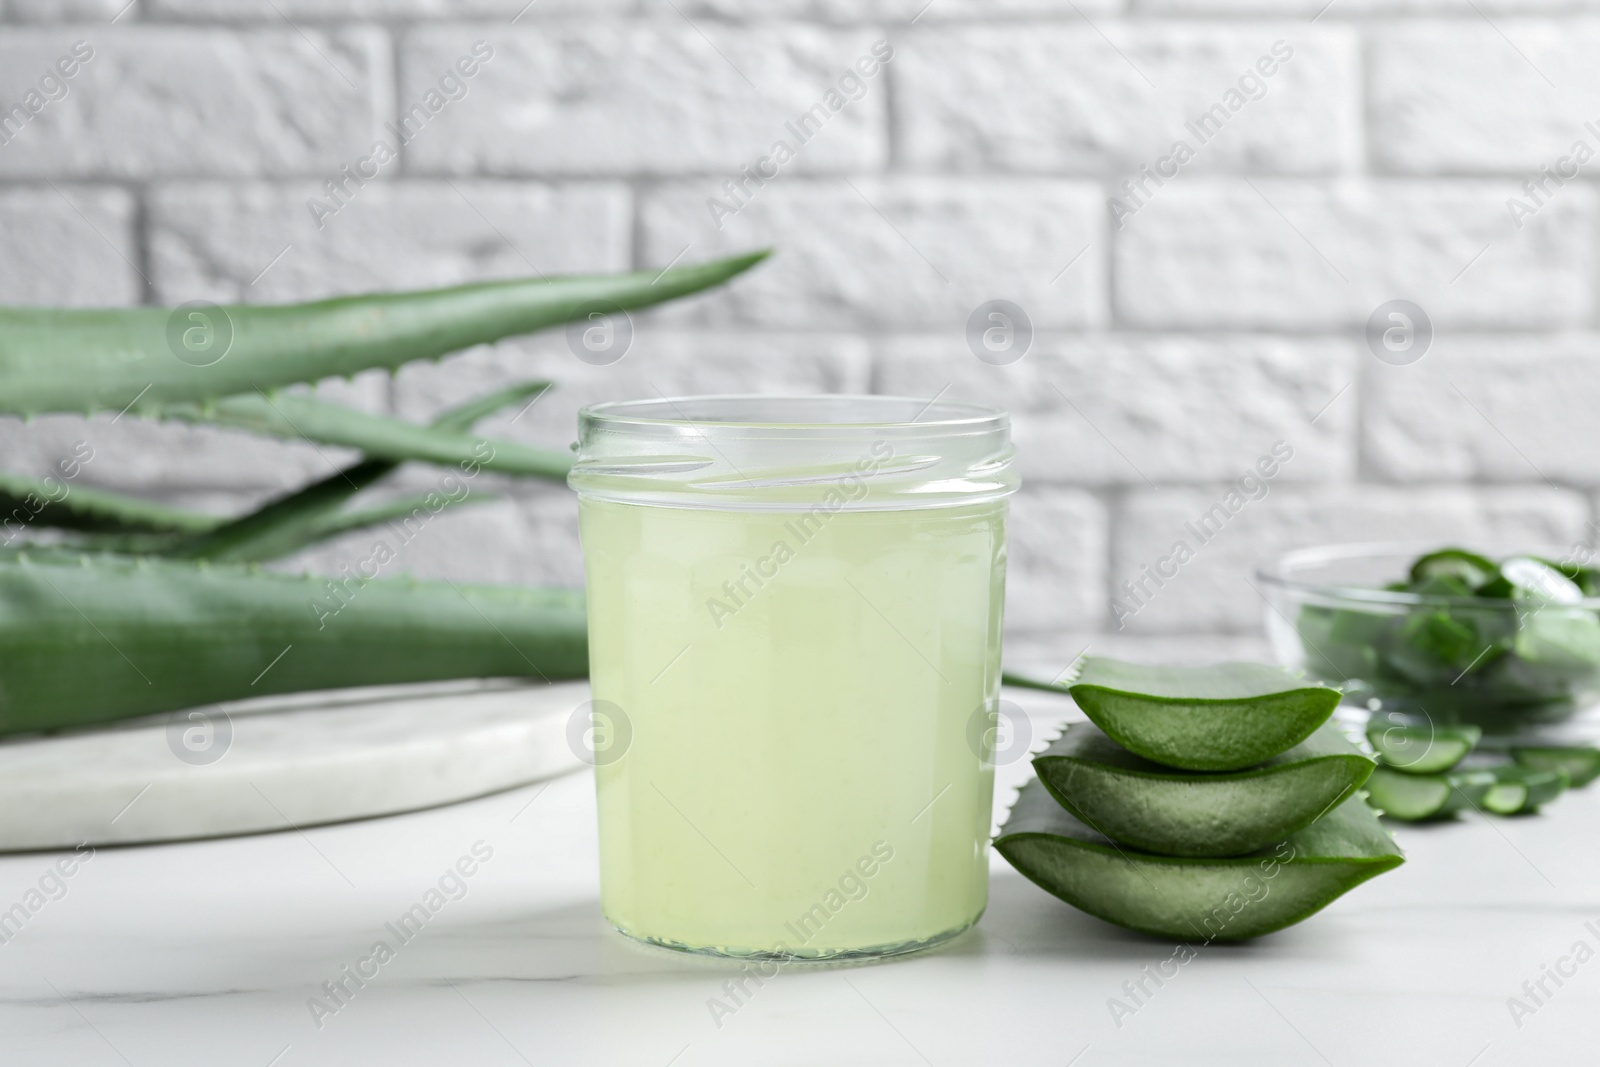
994, 781, 1403, 942
0, 470, 220, 536
1364, 767, 1494, 821
1409, 548, 1499, 590
1032, 723, 1373, 858
156, 392, 574, 479
1061, 657, 1342, 771
1512, 745, 1600, 787
1513, 604, 1600, 673
426, 380, 554, 434
0, 553, 586, 736
1480, 556, 1585, 603
160, 463, 500, 563
1000, 672, 1073, 695
1364, 722, 1480, 774
1482, 766, 1567, 814
0, 252, 768, 416
1363, 768, 1449, 821
1545, 560, 1600, 597
162, 381, 552, 563
305, 490, 495, 542
160, 458, 394, 564
1482, 777, 1528, 814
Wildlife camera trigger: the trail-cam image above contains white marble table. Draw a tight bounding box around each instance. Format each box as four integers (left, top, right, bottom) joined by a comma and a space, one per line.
1, 685, 1595, 1066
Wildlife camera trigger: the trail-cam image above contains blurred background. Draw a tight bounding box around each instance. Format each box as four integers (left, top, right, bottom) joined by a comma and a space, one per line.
0, 0, 1592, 675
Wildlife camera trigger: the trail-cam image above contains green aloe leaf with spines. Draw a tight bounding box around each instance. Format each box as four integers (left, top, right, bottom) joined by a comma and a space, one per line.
0, 552, 588, 736
161, 381, 554, 563
994, 781, 1403, 942
296, 490, 493, 549
1033, 722, 1374, 858
154, 391, 573, 479
0, 252, 768, 416
1009, 657, 1342, 771
0, 469, 220, 536
0, 255, 768, 732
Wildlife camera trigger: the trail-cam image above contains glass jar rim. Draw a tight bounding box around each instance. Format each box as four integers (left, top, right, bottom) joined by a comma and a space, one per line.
570, 394, 1018, 511
578, 394, 1008, 437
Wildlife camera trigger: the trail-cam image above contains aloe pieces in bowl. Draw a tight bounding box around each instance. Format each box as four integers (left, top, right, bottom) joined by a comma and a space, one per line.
1364, 723, 1480, 774
1292, 547, 1600, 728
1065, 657, 1341, 771
995, 781, 1404, 942
1034, 723, 1373, 858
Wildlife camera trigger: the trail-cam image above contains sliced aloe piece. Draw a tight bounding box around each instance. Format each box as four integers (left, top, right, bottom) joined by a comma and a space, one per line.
1033, 723, 1373, 858
1365, 767, 1494, 822
1409, 547, 1498, 590
1064, 657, 1341, 771
1364, 722, 1480, 774
1483, 766, 1567, 814
1511, 745, 1600, 788
1481, 556, 1586, 604
994, 782, 1403, 941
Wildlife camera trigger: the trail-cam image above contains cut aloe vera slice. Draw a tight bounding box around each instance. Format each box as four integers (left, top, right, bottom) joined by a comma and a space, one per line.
1365, 767, 1494, 821
1483, 766, 1568, 814
1365, 723, 1481, 774
1066, 657, 1341, 771
1409, 547, 1499, 589
994, 782, 1403, 941
1033, 723, 1373, 857
1512, 746, 1600, 787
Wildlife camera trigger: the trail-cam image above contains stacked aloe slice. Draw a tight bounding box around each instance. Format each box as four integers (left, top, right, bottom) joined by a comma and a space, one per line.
1363, 722, 1597, 819
996, 658, 1404, 941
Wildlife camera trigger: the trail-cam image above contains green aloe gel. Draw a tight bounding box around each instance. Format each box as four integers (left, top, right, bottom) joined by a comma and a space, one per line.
995, 780, 1404, 941
1066, 658, 1342, 771
1033, 723, 1373, 857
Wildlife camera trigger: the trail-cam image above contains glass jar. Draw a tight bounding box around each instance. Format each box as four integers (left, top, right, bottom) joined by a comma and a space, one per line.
568, 395, 1018, 959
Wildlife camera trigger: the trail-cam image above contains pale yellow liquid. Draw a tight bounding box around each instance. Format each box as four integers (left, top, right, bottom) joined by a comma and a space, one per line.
578, 498, 1007, 957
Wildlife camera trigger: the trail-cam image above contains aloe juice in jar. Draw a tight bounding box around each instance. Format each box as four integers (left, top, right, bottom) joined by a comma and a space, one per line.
569, 396, 1017, 959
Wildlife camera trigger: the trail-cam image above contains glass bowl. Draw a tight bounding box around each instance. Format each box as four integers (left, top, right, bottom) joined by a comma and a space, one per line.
1257, 542, 1600, 736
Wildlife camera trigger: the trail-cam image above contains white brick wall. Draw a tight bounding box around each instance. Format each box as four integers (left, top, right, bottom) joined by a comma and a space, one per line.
0, 186, 138, 305
640, 178, 1106, 329
1369, 20, 1600, 173
399, 24, 889, 176
0, 28, 390, 178
875, 333, 1356, 485
896, 25, 1361, 174
147, 181, 631, 302
1, 1, 1595, 658
1114, 180, 1594, 330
